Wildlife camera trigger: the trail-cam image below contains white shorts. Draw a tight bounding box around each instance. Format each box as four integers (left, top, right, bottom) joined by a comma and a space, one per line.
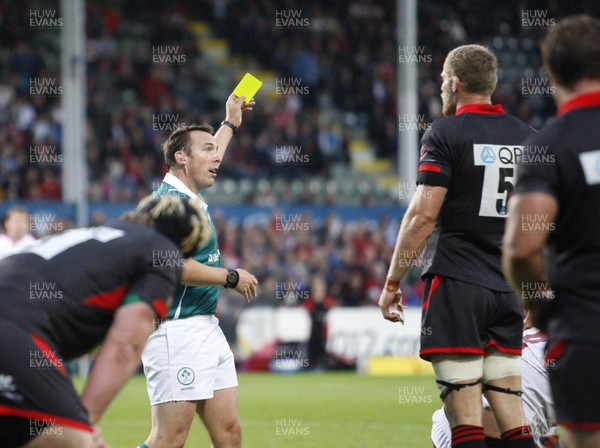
431, 408, 451, 448
142, 315, 238, 405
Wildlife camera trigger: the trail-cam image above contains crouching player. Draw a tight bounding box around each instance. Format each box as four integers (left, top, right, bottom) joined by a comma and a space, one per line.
0, 195, 210, 447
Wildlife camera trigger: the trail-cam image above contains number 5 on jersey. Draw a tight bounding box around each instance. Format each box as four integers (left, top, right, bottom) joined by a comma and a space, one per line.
474, 144, 523, 218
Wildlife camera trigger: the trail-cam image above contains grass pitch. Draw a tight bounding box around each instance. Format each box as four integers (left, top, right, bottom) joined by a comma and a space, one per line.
86, 372, 439, 447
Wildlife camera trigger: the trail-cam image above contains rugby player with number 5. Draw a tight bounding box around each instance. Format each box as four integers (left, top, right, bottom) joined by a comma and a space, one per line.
379, 45, 536, 448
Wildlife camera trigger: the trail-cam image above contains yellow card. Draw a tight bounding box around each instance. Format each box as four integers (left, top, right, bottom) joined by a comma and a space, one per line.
232, 73, 263, 102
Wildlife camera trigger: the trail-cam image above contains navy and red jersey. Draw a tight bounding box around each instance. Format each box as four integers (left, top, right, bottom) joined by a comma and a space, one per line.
515, 91, 600, 343
418, 104, 536, 291
0, 220, 183, 360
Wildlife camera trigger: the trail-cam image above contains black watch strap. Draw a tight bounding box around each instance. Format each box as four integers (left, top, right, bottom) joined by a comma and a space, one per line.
221, 120, 238, 134
224, 268, 240, 288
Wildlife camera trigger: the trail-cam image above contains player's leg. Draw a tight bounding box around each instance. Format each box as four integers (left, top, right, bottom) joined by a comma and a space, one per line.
482, 350, 527, 432
432, 354, 486, 448
422, 277, 492, 447
196, 386, 241, 448
195, 317, 241, 448
484, 291, 536, 447
481, 407, 503, 447
431, 405, 502, 448
24, 426, 93, 448
143, 401, 197, 448
141, 317, 218, 448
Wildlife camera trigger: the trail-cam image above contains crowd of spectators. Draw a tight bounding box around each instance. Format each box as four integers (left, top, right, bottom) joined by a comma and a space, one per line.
4, 0, 599, 204
205, 210, 425, 315
2, 0, 599, 320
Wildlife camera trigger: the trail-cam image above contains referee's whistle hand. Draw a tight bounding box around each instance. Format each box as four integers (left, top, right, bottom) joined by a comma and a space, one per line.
378, 289, 405, 324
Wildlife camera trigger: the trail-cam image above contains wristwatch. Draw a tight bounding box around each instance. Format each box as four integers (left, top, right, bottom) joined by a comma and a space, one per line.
221, 120, 238, 134
224, 268, 240, 288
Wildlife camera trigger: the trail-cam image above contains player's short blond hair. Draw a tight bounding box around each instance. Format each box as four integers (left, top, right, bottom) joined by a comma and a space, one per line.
123, 195, 210, 257
444, 45, 498, 96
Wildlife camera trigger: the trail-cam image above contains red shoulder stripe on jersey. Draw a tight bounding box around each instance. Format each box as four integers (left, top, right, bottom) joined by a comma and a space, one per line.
557, 91, 600, 116
0, 404, 93, 432
83, 284, 129, 311
152, 299, 167, 320
485, 340, 522, 355
422, 274, 444, 311
455, 104, 505, 115
418, 163, 442, 173
31, 333, 68, 377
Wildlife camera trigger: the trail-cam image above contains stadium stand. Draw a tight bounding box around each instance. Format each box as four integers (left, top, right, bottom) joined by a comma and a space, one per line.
2, 0, 600, 351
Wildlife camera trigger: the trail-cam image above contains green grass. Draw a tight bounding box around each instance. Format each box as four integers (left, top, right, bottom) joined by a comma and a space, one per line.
77, 373, 440, 447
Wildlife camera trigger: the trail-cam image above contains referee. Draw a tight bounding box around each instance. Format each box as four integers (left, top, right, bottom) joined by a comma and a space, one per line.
504, 15, 600, 448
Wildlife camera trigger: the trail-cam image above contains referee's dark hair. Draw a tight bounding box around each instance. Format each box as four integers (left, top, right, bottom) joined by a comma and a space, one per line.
163, 123, 214, 168
542, 15, 600, 89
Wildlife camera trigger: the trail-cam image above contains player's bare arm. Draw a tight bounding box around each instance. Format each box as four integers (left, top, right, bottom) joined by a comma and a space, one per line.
181, 258, 258, 302
379, 184, 447, 323
214, 94, 255, 159
81, 301, 156, 424
503, 192, 558, 329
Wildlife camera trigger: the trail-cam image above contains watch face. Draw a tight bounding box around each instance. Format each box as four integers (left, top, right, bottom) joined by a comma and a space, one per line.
227, 269, 239, 287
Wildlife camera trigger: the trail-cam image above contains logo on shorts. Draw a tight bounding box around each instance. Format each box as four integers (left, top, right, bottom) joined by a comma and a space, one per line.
177, 367, 195, 386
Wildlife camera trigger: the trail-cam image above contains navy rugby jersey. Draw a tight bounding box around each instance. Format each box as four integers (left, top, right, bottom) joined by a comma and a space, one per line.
418, 104, 535, 291
0, 220, 182, 360
515, 91, 600, 342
